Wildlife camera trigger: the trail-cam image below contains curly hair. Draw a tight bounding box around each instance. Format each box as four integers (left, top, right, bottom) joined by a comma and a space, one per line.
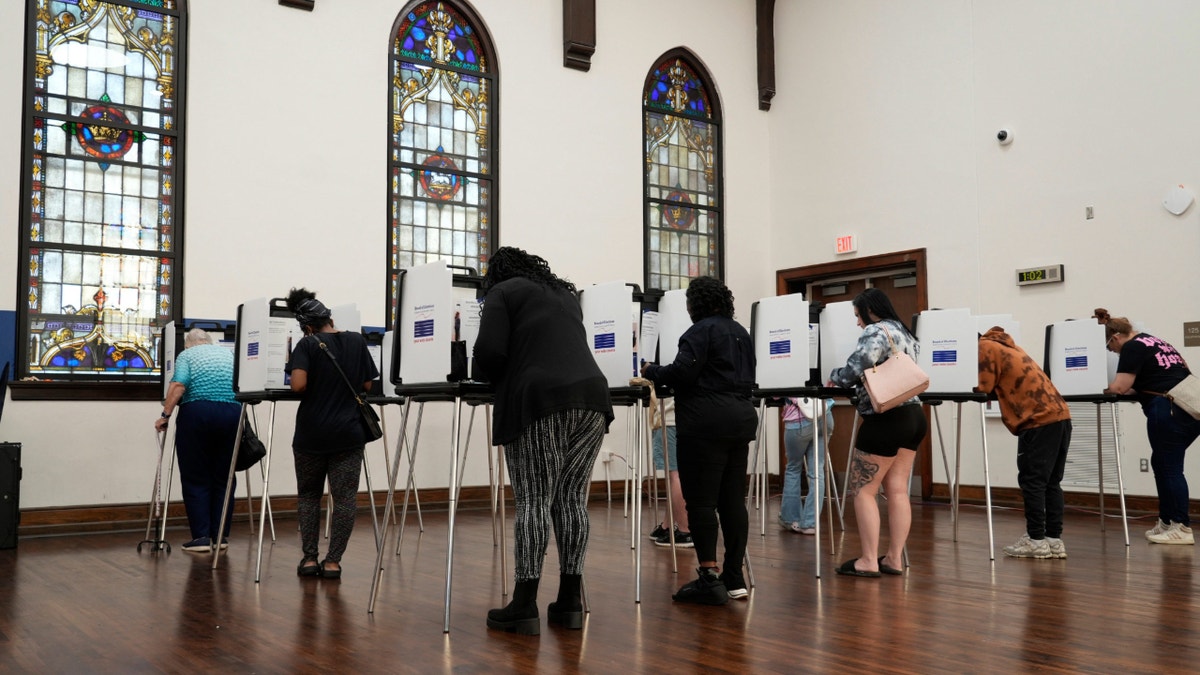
484, 246, 576, 294
852, 288, 914, 338
285, 287, 332, 331
1092, 307, 1133, 338
685, 276, 735, 321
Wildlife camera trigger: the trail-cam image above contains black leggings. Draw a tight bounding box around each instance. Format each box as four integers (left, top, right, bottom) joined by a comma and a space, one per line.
676, 434, 750, 573
294, 448, 363, 563
504, 410, 606, 581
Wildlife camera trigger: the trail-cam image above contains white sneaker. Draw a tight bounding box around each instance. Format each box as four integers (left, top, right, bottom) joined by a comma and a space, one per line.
1147, 522, 1194, 545
778, 516, 804, 533
1045, 537, 1067, 559
1003, 534, 1052, 559
1145, 519, 1170, 541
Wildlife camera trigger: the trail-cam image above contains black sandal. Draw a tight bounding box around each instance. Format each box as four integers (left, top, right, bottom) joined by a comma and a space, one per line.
297, 557, 320, 577
320, 559, 341, 580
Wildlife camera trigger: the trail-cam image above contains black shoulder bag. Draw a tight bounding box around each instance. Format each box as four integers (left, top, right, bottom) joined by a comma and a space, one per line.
235, 409, 268, 471
314, 335, 385, 442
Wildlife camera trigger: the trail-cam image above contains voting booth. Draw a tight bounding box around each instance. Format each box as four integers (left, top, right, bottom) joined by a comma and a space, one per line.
1043, 320, 1108, 396
233, 297, 304, 393
580, 281, 636, 389
371, 260, 501, 632
751, 294, 811, 389
911, 308, 994, 554
1044, 319, 1130, 545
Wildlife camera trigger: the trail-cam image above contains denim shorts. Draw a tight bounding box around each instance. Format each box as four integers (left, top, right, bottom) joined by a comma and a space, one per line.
651, 426, 678, 471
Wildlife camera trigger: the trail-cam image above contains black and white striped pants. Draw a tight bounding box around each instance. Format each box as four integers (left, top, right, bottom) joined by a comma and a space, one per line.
505, 409, 606, 581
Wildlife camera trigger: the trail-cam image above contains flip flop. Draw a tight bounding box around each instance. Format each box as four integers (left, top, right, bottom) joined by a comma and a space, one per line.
878, 557, 904, 575
836, 558, 881, 578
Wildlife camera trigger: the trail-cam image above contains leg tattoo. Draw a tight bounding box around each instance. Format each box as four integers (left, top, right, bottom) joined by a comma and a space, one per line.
848, 451, 880, 496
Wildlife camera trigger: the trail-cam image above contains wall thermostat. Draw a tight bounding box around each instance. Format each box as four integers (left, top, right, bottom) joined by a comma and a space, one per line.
1015, 264, 1065, 286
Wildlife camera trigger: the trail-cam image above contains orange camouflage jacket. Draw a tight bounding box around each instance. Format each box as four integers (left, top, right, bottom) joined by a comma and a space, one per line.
976, 327, 1070, 434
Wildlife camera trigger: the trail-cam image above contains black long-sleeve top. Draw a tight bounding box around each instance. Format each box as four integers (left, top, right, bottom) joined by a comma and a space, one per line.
473, 277, 614, 445
643, 315, 758, 441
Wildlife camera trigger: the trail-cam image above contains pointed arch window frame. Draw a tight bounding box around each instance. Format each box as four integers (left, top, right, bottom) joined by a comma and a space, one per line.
642, 48, 724, 293
387, 0, 499, 328
14, 0, 188, 400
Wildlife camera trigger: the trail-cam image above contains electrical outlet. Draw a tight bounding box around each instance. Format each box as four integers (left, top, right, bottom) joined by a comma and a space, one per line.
1086, 205, 1094, 220
1140, 458, 1149, 472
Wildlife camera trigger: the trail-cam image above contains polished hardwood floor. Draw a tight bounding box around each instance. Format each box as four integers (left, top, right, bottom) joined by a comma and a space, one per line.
0, 496, 1195, 673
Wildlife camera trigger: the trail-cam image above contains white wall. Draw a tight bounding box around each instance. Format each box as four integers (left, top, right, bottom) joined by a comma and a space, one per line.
7, 0, 1197, 510
0, 0, 772, 508
771, 0, 1200, 493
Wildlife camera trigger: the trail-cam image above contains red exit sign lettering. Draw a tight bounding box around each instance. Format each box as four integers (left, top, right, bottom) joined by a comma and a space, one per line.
836, 235, 857, 254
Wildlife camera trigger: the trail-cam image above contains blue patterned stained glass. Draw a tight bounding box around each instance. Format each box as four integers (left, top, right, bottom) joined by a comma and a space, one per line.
397, 2, 486, 73
644, 57, 712, 120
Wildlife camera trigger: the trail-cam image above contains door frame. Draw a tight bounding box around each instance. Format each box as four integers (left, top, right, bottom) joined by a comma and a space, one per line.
775, 248, 932, 498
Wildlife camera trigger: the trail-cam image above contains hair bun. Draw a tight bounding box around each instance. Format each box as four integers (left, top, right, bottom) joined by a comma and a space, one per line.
1092, 307, 1111, 324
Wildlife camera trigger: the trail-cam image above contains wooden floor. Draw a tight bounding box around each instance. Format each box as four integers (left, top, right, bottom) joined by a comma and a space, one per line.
0, 497, 1196, 674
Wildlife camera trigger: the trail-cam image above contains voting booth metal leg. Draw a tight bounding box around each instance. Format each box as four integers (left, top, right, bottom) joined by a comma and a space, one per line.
745, 400, 768, 536
396, 403, 428, 555
979, 402, 995, 561
634, 400, 644, 604
1109, 402, 1131, 546
369, 398, 413, 614
442, 397, 465, 633
212, 403, 249, 569
838, 411, 862, 519
253, 402, 279, 581
362, 447, 381, 552
929, 405, 955, 536
952, 404, 965, 543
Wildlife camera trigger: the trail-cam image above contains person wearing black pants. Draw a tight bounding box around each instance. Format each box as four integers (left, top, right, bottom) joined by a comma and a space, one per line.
156, 328, 240, 553
977, 326, 1073, 559
474, 247, 614, 635
642, 276, 758, 604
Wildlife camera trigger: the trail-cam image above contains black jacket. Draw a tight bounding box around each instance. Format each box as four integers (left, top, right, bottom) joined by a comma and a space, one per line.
474, 277, 614, 445
644, 315, 758, 441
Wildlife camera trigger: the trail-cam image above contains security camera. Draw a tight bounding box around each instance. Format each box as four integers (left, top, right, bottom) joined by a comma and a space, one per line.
997, 129, 1012, 145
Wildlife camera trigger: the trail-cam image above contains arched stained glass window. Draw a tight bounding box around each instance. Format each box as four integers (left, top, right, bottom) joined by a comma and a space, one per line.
389, 1, 496, 326
642, 50, 722, 291
19, 0, 186, 385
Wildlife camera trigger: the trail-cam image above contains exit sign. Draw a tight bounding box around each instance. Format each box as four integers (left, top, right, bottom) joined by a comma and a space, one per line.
836, 235, 857, 254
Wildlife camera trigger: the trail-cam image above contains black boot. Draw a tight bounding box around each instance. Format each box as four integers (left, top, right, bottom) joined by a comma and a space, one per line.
547, 574, 584, 629
487, 578, 541, 635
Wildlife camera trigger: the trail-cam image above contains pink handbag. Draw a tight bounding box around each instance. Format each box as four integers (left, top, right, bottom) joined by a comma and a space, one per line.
861, 325, 930, 413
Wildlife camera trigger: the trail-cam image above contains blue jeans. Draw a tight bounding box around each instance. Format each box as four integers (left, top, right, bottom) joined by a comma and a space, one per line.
1145, 397, 1200, 526
780, 412, 833, 528
175, 400, 240, 541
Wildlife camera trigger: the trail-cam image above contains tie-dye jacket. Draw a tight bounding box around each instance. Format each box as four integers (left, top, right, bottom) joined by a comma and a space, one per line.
976, 327, 1070, 434
829, 319, 921, 416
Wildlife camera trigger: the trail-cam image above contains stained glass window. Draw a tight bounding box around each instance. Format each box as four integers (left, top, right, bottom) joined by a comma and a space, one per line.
643, 51, 723, 291
20, 0, 185, 382
389, 1, 496, 326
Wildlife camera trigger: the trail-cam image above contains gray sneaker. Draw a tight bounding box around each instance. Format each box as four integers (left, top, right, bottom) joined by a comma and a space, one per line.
1147, 522, 1194, 545
1145, 518, 1170, 541
1003, 534, 1052, 559
1045, 537, 1067, 559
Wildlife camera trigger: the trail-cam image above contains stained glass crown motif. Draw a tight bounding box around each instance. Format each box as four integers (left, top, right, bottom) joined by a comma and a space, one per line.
645, 57, 712, 120
396, 1, 487, 72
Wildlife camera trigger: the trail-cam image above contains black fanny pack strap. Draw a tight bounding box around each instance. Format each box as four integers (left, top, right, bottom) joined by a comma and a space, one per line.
314, 334, 366, 406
